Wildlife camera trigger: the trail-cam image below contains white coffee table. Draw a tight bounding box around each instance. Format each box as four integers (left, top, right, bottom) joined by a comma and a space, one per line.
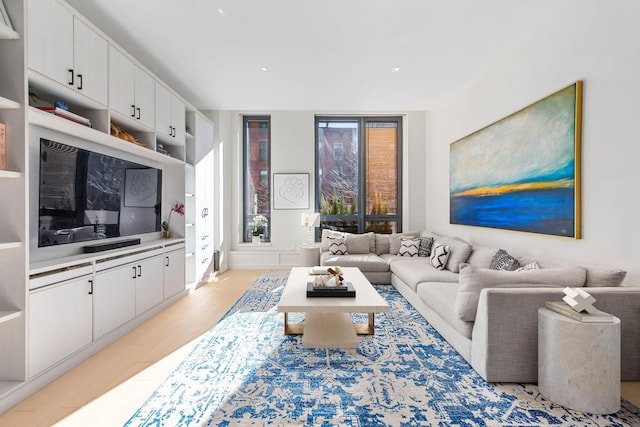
277, 267, 389, 348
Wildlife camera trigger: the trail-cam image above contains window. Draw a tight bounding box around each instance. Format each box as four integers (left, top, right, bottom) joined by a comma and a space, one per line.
316, 116, 402, 236
243, 116, 270, 242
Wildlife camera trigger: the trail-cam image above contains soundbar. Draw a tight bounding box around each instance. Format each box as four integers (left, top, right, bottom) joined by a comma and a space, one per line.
83, 238, 141, 253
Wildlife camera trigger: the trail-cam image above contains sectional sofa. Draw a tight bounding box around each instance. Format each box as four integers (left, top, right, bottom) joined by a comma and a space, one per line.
319, 230, 640, 383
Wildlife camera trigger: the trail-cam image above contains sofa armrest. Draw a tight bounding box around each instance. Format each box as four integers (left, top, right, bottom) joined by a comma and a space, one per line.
471, 286, 640, 383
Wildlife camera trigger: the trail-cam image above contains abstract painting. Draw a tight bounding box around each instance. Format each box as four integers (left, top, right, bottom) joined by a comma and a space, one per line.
450, 82, 582, 238
273, 173, 309, 209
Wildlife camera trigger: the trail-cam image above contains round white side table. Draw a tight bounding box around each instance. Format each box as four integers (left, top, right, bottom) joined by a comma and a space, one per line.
299, 244, 321, 267
538, 307, 620, 414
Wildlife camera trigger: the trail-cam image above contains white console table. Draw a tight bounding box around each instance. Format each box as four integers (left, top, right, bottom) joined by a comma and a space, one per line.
538, 307, 621, 414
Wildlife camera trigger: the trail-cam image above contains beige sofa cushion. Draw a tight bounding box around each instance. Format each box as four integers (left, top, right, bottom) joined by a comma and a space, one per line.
417, 282, 474, 339
387, 257, 459, 292
584, 267, 627, 287
454, 263, 587, 321
320, 252, 390, 273
375, 231, 420, 255
466, 246, 500, 269
345, 233, 370, 254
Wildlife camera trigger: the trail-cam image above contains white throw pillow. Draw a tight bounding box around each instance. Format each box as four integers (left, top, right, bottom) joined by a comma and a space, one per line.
430, 243, 450, 270
327, 236, 348, 255
398, 238, 420, 257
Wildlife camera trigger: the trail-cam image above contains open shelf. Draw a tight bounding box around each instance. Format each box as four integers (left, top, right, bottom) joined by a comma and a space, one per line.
0, 95, 20, 109
29, 107, 184, 166
0, 170, 21, 179
0, 24, 19, 40
0, 241, 21, 250
0, 310, 22, 325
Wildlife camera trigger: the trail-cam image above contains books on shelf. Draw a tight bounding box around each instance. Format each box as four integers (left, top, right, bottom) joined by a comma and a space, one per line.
544, 301, 616, 323
38, 107, 92, 128
0, 122, 6, 170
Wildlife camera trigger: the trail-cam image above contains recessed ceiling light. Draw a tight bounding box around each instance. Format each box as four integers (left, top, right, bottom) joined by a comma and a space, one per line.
392, 67, 402, 73
217, 8, 226, 16
260, 66, 269, 72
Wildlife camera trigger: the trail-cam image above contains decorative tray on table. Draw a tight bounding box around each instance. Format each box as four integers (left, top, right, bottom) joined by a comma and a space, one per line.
306, 267, 356, 297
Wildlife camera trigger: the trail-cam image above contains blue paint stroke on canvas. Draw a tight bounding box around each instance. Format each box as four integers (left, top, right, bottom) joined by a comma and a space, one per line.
450, 84, 579, 237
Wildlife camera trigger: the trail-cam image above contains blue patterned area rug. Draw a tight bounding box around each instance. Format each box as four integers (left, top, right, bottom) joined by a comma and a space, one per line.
125, 271, 640, 426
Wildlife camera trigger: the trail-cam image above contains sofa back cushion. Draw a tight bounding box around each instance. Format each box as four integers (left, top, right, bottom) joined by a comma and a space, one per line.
466, 246, 499, 269
375, 231, 420, 255
454, 263, 587, 321
345, 233, 371, 254
584, 267, 627, 287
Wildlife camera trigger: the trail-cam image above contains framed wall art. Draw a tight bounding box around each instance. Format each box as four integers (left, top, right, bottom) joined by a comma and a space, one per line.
273, 173, 310, 209
449, 81, 582, 238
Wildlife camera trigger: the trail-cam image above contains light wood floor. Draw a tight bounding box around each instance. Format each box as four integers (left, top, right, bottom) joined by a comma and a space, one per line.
0, 269, 638, 426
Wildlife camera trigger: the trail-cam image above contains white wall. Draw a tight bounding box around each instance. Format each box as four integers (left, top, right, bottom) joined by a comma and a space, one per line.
212, 110, 427, 268
428, 0, 640, 284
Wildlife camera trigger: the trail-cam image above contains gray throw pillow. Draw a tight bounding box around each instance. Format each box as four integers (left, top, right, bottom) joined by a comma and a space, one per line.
584, 267, 627, 287
490, 249, 520, 271
417, 237, 434, 257
454, 263, 587, 322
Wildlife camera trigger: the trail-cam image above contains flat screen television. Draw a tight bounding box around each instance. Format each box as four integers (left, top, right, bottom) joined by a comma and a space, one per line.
38, 138, 162, 248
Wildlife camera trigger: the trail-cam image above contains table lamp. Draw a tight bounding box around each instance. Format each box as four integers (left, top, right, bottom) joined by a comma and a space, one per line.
301, 213, 320, 245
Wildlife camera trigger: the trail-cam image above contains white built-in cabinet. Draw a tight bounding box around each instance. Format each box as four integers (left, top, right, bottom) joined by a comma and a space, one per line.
93, 262, 136, 340
156, 83, 186, 144
28, 0, 108, 105
164, 247, 186, 299
186, 112, 215, 286
0, 0, 217, 412
109, 46, 155, 129
28, 274, 93, 377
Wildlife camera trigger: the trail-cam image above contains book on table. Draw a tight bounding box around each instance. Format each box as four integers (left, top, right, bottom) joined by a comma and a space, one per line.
544, 301, 615, 323
306, 282, 356, 297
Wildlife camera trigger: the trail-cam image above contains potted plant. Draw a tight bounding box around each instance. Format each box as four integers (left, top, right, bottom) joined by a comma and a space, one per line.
252, 214, 268, 243
162, 202, 185, 238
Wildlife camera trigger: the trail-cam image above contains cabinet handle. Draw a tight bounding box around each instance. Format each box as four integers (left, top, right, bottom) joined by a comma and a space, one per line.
201, 244, 208, 251
165, 256, 170, 267
137, 265, 142, 277
77, 73, 83, 90
169, 125, 173, 136
88, 279, 94, 295
131, 105, 136, 118
201, 257, 208, 265
137, 107, 141, 120
201, 234, 208, 241
132, 266, 137, 279
172, 126, 176, 137
68, 69, 74, 86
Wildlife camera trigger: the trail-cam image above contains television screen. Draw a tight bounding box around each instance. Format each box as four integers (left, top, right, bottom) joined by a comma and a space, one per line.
38, 138, 162, 247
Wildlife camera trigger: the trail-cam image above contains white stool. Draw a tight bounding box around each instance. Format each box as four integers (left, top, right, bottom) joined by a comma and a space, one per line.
299, 244, 320, 267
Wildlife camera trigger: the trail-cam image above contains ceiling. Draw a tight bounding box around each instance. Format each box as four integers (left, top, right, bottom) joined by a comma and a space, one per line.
65, 0, 578, 111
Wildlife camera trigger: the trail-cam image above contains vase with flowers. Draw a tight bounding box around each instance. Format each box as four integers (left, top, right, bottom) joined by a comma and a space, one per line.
162, 202, 185, 238
251, 214, 268, 243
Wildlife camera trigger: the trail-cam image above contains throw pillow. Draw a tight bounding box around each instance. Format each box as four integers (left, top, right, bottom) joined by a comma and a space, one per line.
388, 231, 420, 255
490, 249, 520, 271
584, 267, 627, 287
453, 264, 587, 322
327, 236, 348, 255
417, 237, 434, 257
434, 237, 472, 273
430, 243, 450, 270
516, 261, 541, 272
320, 229, 344, 252
398, 238, 420, 257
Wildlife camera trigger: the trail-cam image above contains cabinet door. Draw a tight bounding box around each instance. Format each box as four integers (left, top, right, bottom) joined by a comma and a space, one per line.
155, 83, 172, 138
164, 249, 186, 298
109, 46, 135, 119
135, 256, 164, 315
73, 17, 108, 105
29, 275, 93, 377
134, 67, 155, 128
171, 95, 186, 144
94, 263, 136, 339
28, 0, 74, 86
